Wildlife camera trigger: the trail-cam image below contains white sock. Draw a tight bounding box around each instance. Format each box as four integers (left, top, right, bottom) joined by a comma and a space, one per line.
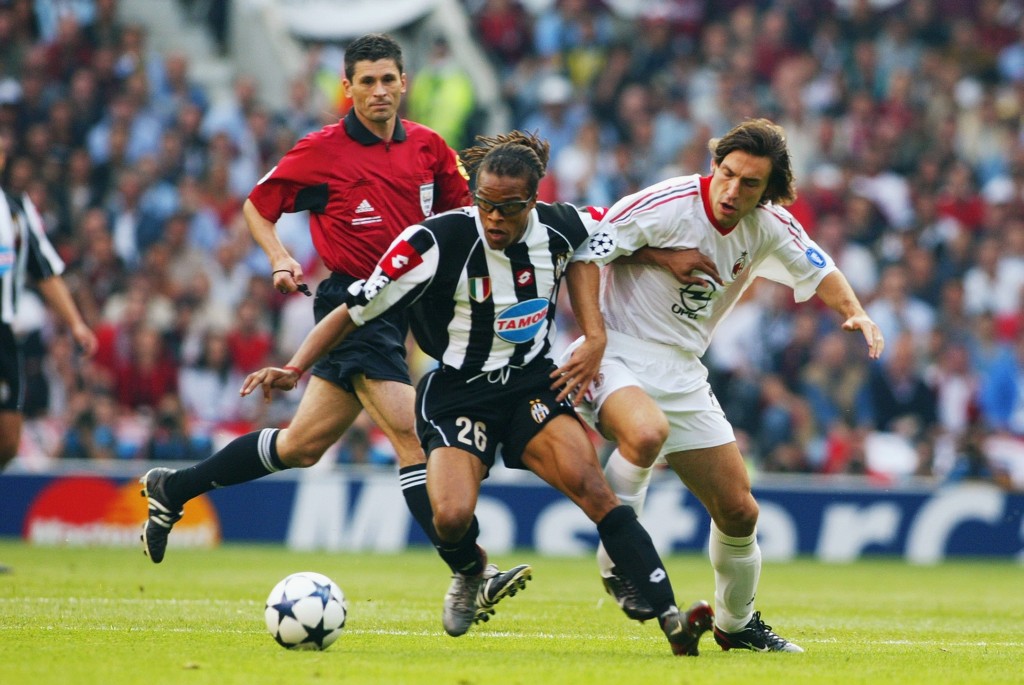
597, 448, 653, 577
708, 520, 761, 633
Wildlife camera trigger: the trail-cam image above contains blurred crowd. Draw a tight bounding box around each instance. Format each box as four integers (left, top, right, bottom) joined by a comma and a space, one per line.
4, 0, 1024, 489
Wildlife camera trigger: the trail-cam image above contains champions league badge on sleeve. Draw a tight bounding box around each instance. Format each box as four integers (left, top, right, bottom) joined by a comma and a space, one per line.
588, 231, 615, 257
805, 247, 827, 268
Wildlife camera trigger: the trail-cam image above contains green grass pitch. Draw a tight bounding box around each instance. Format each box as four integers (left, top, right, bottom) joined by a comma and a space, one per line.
0, 539, 1020, 684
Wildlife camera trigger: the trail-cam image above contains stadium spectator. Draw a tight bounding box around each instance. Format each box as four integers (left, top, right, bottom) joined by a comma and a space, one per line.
225, 297, 274, 374
857, 332, 939, 475
59, 389, 118, 461
407, 37, 477, 150
113, 324, 178, 412
978, 333, 1024, 437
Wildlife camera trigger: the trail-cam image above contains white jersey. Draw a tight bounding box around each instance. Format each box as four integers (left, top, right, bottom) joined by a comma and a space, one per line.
597, 174, 836, 355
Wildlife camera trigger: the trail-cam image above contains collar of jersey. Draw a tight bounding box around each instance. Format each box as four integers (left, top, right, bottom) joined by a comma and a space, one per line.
699, 174, 735, 236
343, 109, 407, 145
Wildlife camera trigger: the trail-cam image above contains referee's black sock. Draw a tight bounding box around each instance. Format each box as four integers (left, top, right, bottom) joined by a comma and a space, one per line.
597, 505, 676, 615
165, 429, 289, 505
436, 516, 484, 576
399, 463, 442, 546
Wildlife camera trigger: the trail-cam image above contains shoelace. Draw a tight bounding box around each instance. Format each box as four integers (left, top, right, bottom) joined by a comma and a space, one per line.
468, 365, 522, 385
749, 612, 787, 647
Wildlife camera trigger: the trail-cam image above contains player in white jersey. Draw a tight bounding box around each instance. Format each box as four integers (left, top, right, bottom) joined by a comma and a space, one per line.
240, 131, 715, 656
573, 119, 885, 652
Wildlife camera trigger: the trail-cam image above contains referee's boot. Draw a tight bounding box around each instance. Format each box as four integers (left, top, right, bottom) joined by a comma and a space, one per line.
139, 467, 184, 564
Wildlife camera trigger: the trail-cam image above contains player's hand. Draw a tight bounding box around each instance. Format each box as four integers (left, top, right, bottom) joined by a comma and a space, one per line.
551, 334, 605, 406
658, 248, 723, 287
240, 366, 301, 401
70, 322, 98, 357
842, 315, 885, 359
271, 257, 307, 295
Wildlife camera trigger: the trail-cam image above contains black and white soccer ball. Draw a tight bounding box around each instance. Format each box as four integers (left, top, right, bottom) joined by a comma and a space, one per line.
264, 571, 347, 650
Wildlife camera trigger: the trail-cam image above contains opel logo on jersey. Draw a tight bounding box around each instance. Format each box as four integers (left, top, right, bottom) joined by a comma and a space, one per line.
494, 298, 549, 343
672, 280, 717, 320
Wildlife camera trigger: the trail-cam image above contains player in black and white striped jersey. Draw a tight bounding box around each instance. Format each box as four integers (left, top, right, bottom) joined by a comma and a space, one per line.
241, 131, 716, 655
0, 136, 97, 473
0, 132, 97, 572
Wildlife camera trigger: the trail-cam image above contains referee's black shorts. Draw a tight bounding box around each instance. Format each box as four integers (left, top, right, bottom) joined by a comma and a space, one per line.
311, 272, 412, 393
415, 356, 578, 472
0, 324, 24, 412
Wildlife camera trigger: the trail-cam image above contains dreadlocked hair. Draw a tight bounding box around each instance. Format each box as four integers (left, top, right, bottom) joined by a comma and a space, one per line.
459, 130, 550, 196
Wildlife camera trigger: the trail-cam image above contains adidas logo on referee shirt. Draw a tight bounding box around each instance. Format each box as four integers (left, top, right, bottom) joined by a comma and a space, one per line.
356, 199, 375, 213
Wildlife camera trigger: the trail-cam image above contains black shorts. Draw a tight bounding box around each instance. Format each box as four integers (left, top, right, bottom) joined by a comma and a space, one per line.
0, 324, 24, 412
311, 272, 412, 392
415, 357, 578, 472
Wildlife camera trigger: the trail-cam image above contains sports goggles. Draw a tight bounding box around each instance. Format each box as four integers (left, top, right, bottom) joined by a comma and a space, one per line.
473, 193, 535, 217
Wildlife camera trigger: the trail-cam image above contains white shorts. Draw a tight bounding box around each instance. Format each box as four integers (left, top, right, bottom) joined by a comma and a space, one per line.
563, 331, 735, 456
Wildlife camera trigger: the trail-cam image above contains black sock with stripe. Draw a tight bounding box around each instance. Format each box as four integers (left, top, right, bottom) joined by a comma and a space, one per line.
164, 429, 288, 505
597, 505, 676, 615
399, 463, 442, 546
436, 516, 484, 576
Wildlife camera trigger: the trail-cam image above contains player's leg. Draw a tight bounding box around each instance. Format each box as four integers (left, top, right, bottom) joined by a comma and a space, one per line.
0, 327, 24, 469
354, 376, 440, 545
666, 442, 802, 652
0, 410, 18, 573
520, 415, 712, 655
426, 445, 490, 636
593, 385, 667, 579
141, 377, 363, 563
0, 410, 21, 469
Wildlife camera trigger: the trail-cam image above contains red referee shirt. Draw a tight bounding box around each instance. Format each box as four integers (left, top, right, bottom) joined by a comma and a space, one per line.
248, 110, 470, 278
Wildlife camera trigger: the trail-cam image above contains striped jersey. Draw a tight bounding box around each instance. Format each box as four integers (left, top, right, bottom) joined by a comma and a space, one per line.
0, 190, 65, 325
347, 202, 612, 374
597, 173, 836, 355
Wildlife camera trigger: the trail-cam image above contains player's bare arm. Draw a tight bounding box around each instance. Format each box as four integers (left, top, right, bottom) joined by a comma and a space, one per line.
243, 199, 305, 295
621, 246, 723, 287
815, 270, 885, 359
36, 275, 98, 356
241, 304, 360, 400
553, 261, 606, 405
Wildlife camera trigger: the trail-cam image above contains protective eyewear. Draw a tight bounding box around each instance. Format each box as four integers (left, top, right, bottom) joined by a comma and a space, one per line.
474, 193, 534, 217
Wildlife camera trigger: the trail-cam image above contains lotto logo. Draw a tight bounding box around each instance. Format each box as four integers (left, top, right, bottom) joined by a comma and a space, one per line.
380, 240, 422, 279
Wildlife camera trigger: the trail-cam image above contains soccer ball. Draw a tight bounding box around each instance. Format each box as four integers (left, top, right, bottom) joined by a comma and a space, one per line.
264, 571, 347, 650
